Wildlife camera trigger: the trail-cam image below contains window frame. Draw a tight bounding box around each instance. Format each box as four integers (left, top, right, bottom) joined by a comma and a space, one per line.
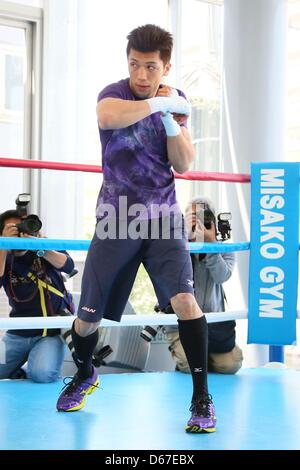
169, 0, 224, 205
0, 0, 43, 213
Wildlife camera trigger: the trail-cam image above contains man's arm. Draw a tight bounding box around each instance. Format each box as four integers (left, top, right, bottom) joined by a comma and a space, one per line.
202, 252, 236, 284
0, 222, 18, 277
43, 250, 74, 273
0, 250, 7, 278
157, 87, 195, 174
21, 233, 75, 272
97, 94, 190, 130
97, 98, 151, 129
165, 126, 195, 174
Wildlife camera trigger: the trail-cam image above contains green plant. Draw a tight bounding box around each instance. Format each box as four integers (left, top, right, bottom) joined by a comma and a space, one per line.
129, 265, 157, 315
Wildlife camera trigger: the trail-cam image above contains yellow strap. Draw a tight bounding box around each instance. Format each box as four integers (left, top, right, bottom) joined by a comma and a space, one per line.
38, 283, 48, 337
27, 272, 64, 298
27, 271, 65, 337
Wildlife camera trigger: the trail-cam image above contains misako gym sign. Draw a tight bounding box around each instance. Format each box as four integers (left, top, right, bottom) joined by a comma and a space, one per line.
248, 162, 299, 345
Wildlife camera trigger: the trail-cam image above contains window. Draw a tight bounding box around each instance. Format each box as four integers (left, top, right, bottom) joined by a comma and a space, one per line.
170, 0, 223, 207
0, 4, 43, 321
0, 42, 25, 121
0, 10, 41, 210
0, 20, 30, 217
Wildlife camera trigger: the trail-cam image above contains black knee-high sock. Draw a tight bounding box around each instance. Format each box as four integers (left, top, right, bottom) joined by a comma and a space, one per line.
71, 322, 99, 379
178, 316, 208, 401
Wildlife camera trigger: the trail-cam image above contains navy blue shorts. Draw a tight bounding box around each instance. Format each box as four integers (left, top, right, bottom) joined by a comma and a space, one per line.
78, 216, 194, 323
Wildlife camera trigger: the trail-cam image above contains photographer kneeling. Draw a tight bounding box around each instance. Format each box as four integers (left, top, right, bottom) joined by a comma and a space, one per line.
164, 196, 243, 375
0, 209, 75, 383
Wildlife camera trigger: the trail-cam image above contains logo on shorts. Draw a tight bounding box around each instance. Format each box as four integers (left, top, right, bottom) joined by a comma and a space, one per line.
82, 306, 96, 314
187, 279, 194, 287
194, 368, 203, 373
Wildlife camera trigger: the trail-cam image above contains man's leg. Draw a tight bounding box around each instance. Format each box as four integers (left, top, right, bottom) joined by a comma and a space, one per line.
56, 233, 104, 411
71, 319, 99, 378
171, 293, 216, 433
143, 216, 216, 432
171, 294, 208, 398
0, 333, 29, 379
208, 345, 243, 374
57, 232, 142, 412
27, 335, 65, 383
56, 318, 100, 412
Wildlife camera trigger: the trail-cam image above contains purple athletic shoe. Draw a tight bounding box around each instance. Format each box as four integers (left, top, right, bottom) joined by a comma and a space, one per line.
185, 394, 216, 433
56, 366, 99, 412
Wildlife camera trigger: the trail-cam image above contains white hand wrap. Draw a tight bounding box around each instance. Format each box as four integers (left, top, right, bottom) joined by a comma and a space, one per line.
160, 112, 181, 137
146, 95, 190, 115
169, 88, 179, 97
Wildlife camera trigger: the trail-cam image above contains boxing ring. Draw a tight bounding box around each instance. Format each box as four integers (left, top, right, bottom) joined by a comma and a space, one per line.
0, 157, 299, 450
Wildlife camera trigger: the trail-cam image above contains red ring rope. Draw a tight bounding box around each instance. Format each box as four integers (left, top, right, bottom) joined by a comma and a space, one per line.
0, 158, 250, 183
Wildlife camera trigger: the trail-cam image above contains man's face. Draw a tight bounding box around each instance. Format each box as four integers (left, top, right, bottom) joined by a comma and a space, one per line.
128, 49, 171, 99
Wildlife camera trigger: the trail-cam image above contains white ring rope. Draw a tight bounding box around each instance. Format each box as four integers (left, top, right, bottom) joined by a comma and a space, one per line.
0, 311, 250, 330
1, 310, 300, 330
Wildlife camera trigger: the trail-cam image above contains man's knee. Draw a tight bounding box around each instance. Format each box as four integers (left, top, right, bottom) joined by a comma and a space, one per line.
75, 318, 99, 337
170, 293, 201, 320
208, 345, 243, 374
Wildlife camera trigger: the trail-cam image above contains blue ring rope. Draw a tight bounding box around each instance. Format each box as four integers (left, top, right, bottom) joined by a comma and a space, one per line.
0, 238, 90, 251
189, 241, 250, 253
0, 237, 250, 253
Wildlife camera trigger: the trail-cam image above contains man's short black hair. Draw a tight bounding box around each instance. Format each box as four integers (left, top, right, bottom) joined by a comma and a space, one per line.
0, 210, 20, 235
126, 24, 173, 64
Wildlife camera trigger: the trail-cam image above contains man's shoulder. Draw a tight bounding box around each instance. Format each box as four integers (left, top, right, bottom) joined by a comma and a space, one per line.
98, 78, 131, 102
100, 78, 129, 92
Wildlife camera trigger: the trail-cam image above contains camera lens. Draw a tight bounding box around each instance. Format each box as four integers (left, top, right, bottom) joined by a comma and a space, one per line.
92, 345, 113, 367
24, 215, 42, 234
16, 215, 42, 235
140, 325, 159, 342
203, 209, 215, 230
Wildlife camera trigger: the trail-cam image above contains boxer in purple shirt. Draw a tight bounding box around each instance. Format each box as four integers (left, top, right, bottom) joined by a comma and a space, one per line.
57, 24, 216, 434
95, 78, 186, 215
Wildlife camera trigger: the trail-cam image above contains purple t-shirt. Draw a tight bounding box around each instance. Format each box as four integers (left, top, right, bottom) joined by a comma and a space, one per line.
96, 78, 187, 219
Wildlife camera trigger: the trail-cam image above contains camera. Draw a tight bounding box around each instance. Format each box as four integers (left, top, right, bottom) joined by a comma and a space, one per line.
60, 316, 113, 368
15, 193, 31, 217
192, 202, 232, 242
217, 212, 232, 241
15, 193, 42, 235
15, 215, 42, 236
140, 325, 160, 342
203, 208, 215, 230
140, 303, 174, 342
198, 207, 232, 241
